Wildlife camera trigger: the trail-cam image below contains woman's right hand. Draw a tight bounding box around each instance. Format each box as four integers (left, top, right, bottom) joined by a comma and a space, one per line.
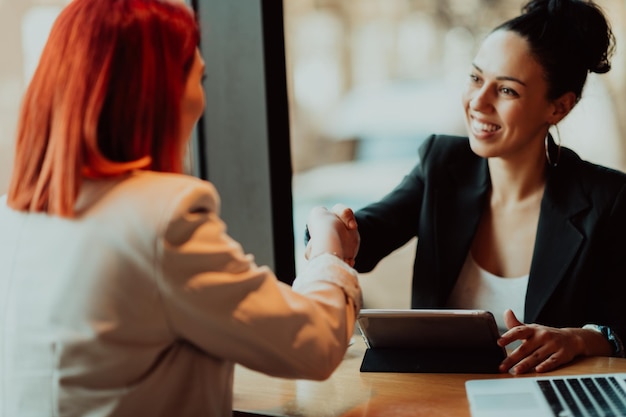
305, 204, 360, 267
497, 309, 613, 374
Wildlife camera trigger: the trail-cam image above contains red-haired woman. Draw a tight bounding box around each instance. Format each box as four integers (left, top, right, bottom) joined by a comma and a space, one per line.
0, 0, 361, 416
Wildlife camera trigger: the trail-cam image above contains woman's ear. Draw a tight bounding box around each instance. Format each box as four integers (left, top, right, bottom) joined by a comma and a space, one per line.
548, 91, 577, 125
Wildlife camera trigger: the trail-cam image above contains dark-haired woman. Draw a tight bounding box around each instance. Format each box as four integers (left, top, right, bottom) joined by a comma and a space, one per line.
310, 0, 626, 374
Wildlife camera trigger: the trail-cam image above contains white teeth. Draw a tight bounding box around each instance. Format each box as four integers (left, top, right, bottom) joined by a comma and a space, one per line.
472, 119, 500, 133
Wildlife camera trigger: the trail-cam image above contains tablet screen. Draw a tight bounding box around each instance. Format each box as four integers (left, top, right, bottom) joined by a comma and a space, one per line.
357, 308, 503, 350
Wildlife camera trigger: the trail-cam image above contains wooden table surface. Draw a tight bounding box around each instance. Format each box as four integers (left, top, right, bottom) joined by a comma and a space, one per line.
233, 337, 626, 417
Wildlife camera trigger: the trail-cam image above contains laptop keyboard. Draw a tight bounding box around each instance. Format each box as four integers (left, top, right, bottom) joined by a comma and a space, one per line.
537, 376, 626, 417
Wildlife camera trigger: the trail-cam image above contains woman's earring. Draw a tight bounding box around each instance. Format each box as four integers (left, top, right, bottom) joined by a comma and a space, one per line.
545, 125, 562, 167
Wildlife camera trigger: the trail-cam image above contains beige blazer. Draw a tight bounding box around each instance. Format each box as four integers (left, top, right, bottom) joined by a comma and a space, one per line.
0, 171, 361, 417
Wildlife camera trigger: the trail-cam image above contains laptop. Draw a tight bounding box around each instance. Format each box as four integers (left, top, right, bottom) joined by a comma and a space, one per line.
465, 373, 626, 417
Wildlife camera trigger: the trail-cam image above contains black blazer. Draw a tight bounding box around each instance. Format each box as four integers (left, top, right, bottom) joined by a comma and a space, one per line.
354, 135, 626, 338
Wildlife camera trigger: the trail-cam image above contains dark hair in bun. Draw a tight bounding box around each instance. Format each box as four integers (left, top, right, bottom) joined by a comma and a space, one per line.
494, 0, 615, 100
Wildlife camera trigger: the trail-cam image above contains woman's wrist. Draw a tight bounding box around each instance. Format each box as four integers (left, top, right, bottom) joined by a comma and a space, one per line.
309, 251, 343, 260
582, 324, 624, 357
308, 251, 355, 267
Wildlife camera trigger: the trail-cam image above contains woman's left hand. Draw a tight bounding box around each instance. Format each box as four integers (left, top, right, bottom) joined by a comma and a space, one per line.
497, 309, 584, 374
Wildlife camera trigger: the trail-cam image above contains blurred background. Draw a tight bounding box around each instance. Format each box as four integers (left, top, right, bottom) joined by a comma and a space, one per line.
1, 0, 624, 307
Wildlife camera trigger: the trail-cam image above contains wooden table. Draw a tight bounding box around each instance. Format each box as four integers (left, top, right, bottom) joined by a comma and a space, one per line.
233, 337, 626, 416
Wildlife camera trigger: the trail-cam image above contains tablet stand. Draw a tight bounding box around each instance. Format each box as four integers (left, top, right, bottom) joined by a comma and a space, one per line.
359, 346, 506, 373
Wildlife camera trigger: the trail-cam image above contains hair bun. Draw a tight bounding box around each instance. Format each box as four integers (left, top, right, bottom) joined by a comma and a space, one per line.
521, 0, 615, 74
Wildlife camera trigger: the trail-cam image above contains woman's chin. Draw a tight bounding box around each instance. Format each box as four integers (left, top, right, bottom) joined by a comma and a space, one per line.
468, 135, 498, 158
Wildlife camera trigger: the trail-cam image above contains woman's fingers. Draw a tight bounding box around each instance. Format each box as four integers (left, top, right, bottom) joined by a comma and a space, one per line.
503, 309, 524, 329
331, 203, 357, 229
534, 353, 565, 373
498, 311, 529, 348
499, 324, 580, 374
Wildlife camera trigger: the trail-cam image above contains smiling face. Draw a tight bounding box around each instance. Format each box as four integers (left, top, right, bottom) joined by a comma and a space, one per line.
461, 30, 561, 163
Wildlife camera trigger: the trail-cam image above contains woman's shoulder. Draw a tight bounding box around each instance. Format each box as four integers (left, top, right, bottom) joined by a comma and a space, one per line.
78, 171, 220, 220
129, 171, 220, 214
554, 147, 626, 204
417, 134, 473, 160
415, 134, 480, 175
420, 134, 469, 150
559, 146, 626, 186
129, 170, 217, 193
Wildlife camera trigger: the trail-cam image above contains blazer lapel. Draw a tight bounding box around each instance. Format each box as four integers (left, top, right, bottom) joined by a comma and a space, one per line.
524, 165, 589, 323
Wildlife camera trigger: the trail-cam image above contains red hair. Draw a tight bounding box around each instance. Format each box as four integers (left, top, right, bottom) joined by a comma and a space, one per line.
8, 0, 200, 217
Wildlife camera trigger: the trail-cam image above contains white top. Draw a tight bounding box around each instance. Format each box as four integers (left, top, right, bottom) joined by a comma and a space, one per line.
446, 252, 529, 334
0, 171, 361, 417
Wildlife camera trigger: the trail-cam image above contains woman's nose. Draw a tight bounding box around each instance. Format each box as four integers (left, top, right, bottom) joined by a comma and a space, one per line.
469, 87, 493, 112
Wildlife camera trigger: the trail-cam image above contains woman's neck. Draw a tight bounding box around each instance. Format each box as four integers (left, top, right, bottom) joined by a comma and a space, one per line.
487, 153, 547, 207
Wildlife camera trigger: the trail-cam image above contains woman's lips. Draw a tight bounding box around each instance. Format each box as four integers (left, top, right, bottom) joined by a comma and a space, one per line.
470, 117, 501, 137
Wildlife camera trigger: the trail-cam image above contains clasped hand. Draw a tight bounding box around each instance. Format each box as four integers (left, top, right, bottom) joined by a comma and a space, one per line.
305, 204, 360, 267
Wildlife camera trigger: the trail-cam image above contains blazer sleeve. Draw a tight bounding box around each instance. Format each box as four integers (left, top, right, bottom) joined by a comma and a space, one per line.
154, 180, 361, 380
353, 135, 436, 272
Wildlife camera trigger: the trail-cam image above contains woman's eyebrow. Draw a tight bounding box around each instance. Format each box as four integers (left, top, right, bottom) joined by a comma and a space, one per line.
472, 63, 527, 86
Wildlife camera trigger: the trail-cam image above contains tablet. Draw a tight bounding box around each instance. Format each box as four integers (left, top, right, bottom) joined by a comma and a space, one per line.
357, 308, 502, 349
356, 309, 506, 373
